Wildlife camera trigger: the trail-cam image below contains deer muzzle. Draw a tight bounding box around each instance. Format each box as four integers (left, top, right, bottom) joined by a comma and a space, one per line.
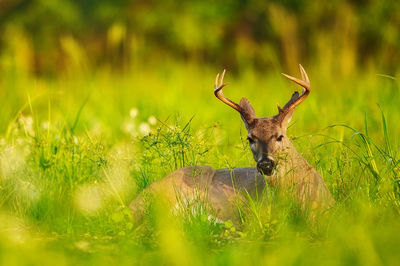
257, 156, 275, 176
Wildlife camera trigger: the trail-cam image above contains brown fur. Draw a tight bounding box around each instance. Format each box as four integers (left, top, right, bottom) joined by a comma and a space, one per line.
130, 166, 267, 223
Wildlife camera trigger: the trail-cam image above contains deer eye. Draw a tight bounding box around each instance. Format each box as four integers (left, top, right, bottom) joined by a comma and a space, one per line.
247, 137, 255, 144
277, 135, 284, 141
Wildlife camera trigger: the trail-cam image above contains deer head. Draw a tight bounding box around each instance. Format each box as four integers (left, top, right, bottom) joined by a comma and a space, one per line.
214, 65, 310, 176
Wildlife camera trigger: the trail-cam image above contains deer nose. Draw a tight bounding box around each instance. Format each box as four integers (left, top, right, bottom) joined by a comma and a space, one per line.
257, 157, 275, 176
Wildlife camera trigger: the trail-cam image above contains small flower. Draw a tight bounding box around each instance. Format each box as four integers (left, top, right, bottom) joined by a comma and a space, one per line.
42, 121, 50, 130
20, 115, 33, 127
19, 115, 34, 136
139, 123, 150, 135
148, 116, 157, 125
129, 108, 138, 118
123, 121, 135, 134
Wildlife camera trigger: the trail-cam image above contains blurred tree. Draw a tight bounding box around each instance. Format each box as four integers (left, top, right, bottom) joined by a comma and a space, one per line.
0, 0, 399, 75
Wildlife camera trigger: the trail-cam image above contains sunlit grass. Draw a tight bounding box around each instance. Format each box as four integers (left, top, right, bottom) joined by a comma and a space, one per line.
0, 61, 399, 265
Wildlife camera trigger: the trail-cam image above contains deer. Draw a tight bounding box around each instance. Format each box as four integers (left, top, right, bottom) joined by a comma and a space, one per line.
130, 65, 334, 223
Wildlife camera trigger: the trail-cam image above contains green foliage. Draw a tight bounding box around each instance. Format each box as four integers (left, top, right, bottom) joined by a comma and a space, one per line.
1, 0, 400, 75
0, 1, 400, 264
135, 117, 216, 190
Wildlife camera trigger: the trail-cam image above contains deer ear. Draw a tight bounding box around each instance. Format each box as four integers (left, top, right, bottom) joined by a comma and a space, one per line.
239, 98, 256, 128
279, 91, 299, 130
280, 109, 295, 130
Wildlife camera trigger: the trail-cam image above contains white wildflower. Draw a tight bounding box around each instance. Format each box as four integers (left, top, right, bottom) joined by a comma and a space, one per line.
148, 116, 157, 125
129, 108, 138, 118
22, 115, 33, 127
139, 123, 150, 135
41, 121, 50, 130
123, 121, 135, 135
19, 115, 34, 136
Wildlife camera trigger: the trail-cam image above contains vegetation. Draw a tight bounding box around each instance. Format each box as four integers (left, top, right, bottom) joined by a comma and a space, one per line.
0, 1, 399, 265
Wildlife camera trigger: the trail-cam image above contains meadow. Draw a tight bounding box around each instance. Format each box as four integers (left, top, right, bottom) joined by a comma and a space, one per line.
1, 0, 400, 265
0, 60, 399, 265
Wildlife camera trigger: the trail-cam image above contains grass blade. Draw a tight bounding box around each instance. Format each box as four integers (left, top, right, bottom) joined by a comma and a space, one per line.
378, 104, 393, 159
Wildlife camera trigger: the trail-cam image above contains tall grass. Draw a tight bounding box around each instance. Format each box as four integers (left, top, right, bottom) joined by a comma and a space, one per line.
0, 63, 399, 265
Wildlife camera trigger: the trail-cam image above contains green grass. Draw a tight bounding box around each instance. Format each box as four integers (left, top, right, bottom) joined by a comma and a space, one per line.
0, 62, 399, 265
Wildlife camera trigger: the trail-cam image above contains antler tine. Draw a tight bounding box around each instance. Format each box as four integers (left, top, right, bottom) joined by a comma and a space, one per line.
279, 64, 311, 116
215, 73, 220, 88
299, 64, 309, 84
219, 69, 226, 86
214, 70, 242, 113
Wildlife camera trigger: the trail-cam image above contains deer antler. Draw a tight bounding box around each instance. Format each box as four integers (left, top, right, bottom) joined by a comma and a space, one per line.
278, 64, 310, 118
214, 70, 242, 113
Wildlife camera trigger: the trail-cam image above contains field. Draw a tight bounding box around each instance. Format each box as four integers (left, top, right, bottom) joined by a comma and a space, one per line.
0, 61, 399, 265
1, 1, 400, 265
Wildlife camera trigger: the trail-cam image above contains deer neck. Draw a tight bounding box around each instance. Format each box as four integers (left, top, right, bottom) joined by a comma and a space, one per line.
277, 140, 312, 179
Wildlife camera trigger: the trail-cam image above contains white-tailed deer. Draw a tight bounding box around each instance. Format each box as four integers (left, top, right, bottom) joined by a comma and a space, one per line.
130, 65, 334, 222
